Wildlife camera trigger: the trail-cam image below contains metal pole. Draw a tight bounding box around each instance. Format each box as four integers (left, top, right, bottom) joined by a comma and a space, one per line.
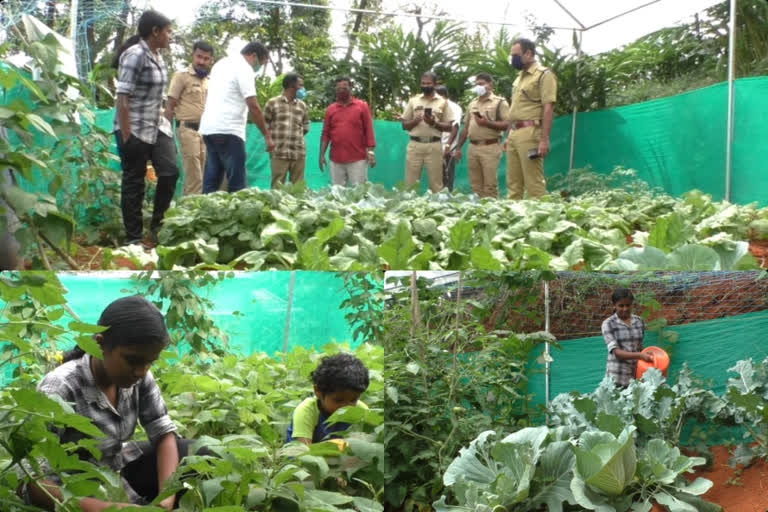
69, 0, 78, 41
725, 0, 737, 202
282, 271, 296, 353
569, 30, 583, 173
544, 281, 551, 407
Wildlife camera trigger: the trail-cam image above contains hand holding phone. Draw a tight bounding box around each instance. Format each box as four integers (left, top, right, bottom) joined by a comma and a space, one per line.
527, 148, 541, 160
424, 107, 433, 118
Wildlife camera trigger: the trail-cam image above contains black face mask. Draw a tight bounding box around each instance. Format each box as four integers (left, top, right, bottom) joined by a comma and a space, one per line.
421, 86, 434, 95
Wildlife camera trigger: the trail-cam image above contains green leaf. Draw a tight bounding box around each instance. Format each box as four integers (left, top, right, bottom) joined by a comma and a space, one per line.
648, 212, 693, 252
378, 221, 415, 269
668, 244, 720, 271
470, 246, 502, 270
68, 321, 108, 334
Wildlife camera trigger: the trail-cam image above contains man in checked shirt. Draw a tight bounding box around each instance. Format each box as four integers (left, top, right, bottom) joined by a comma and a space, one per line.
264, 73, 311, 188
602, 288, 654, 388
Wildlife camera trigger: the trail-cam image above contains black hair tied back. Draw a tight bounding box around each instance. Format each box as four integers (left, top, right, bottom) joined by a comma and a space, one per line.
62, 296, 169, 363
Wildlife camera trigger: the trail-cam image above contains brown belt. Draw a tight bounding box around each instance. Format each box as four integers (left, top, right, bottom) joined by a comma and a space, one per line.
410, 136, 441, 143
470, 139, 500, 146
511, 120, 539, 130
176, 120, 200, 131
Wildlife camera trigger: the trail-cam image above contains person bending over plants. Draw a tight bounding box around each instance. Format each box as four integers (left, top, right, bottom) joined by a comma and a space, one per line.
286, 353, 369, 445
602, 288, 654, 388
21, 296, 193, 511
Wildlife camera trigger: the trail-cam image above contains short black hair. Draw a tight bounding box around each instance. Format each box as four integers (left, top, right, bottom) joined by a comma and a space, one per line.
312, 353, 369, 394
422, 71, 438, 83
282, 73, 301, 89
335, 76, 352, 87
435, 85, 449, 97
514, 38, 536, 56
611, 288, 634, 304
193, 41, 214, 55
241, 41, 269, 59
475, 72, 494, 83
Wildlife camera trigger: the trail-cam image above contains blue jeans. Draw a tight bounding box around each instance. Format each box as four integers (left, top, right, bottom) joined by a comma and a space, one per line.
202, 134, 247, 193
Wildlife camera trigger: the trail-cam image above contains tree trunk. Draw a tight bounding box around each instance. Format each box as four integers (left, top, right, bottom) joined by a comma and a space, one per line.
344, 0, 369, 61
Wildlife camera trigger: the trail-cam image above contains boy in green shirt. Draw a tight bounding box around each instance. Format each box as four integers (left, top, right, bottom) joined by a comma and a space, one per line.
286, 353, 369, 445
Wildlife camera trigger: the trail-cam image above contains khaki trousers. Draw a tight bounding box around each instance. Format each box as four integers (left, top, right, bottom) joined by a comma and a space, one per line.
405, 141, 443, 192
271, 157, 306, 188
467, 142, 502, 198
506, 125, 547, 199
178, 124, 205, 196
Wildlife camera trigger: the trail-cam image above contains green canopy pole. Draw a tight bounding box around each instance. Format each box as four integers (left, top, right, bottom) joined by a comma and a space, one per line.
282, 271, 296, 353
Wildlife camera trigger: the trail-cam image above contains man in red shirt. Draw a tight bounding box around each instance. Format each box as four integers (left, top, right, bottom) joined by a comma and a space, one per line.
319, 77, 376, 186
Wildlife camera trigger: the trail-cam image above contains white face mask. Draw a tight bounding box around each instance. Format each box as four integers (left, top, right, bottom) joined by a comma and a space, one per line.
472, 85, 487, 97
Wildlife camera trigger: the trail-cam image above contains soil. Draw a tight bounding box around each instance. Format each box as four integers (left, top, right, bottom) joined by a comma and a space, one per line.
750, 239, 768, 269
686, 445, 768, 512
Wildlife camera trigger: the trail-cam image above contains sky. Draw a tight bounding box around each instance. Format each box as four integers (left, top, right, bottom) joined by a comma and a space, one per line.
148, 0, 723, 57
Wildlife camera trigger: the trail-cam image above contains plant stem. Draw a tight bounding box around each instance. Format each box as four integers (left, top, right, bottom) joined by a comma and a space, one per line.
38, 232, 80, 270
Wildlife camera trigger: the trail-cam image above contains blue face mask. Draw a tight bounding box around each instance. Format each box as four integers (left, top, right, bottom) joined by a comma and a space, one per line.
194, 67, 209, 78
296, 87, 307, 100
512, 54, 524, 70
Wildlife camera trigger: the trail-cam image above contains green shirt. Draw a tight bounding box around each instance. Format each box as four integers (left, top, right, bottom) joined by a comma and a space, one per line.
290, 396, 368, 441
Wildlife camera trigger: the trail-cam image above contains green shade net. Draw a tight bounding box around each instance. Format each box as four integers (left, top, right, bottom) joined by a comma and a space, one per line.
0, 272, 367, 385
8, 77, 768, 205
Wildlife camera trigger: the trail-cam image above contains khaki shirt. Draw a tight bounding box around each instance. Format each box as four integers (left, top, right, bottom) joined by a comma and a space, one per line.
402, 94, 455, 138
507, 61, 557, 121
466, 93, 509, 140
167, 66, 209, 122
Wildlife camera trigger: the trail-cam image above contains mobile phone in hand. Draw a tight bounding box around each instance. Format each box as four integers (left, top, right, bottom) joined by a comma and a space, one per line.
527, 148, 541, 160
424, 108, 433, 118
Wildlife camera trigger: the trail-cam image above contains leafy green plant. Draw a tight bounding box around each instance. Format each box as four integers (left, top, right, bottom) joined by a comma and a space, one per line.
126, 270, 235, 355
722, 357, 768, 466
382, 272, 555, 509
153, 179, 766, 271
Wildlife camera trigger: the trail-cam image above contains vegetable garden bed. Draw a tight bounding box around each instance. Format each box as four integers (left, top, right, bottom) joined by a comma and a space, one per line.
145, 183, 768, 272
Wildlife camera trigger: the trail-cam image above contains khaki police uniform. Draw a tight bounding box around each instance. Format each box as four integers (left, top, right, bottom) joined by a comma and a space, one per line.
465, 94, 509, 198
505, 61, 557, 199
168, 66, 209, 195
402, 94, 455, 192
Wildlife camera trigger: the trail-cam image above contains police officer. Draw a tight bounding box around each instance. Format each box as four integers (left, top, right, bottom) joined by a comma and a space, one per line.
453, 73, 509, 198
505, 38, 557, 199
165, 41, 214, 196
401, 71, 455, 192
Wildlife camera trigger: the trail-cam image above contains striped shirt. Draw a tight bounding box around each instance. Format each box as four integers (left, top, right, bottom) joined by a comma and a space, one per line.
34, 354, 177, 504
602, 313, 645, 387
113, 38, 172, 144
264, 94, 310, 160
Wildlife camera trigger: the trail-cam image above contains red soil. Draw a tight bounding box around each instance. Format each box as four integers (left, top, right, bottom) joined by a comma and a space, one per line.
686, 445, 768, 512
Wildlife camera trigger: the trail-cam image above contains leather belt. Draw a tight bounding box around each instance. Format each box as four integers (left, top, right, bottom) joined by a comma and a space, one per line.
176, 120, 200, 131
511, 120, 539, 130
410, 136, 441, 143
470, 139, 500, 146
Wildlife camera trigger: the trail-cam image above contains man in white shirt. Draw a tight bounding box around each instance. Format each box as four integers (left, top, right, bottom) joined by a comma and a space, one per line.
199, 41, 275, 193
436, 85, 462, 191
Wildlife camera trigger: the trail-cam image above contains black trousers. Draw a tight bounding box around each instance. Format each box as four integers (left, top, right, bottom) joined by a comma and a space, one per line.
443, 152, 457, 192
122, 438, 213, 506
115, 131, 179, 242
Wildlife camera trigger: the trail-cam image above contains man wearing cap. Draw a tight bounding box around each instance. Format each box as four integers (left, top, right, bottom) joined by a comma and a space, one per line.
401, 71, 454, 193
453, 73, 509, 198
505, 37, 557, 199
165, 41, 214, 196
